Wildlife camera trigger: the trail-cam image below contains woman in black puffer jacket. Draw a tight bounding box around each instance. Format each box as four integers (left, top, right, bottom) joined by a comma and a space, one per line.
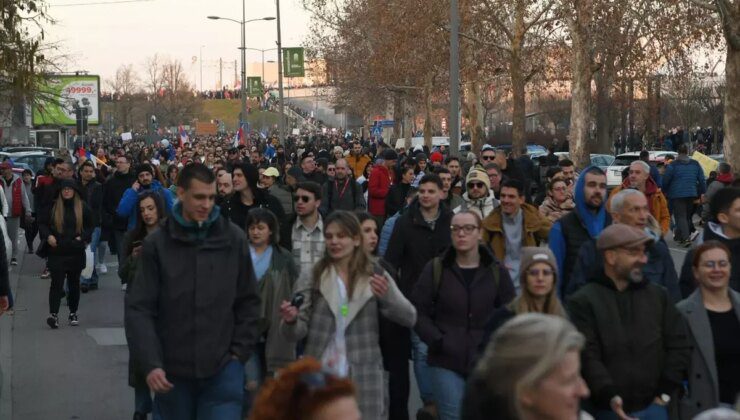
38, 178, 93, 329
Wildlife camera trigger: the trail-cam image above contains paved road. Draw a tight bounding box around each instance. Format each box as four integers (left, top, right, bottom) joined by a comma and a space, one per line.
0, 235, 690, 420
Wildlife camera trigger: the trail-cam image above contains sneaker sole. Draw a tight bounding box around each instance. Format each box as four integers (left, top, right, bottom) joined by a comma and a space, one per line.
69, 321, 79, 326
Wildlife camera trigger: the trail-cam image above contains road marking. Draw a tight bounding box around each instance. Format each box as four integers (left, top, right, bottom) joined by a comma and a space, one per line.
86, 328, 127, 346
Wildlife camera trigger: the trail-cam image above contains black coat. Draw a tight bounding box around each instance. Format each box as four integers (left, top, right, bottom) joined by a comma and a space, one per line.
103, 171, 136, 231
385, 182, 411, 218
38, 199, 94, 272
125, 213, 261, 379
568, 271, 691, 412
412, 245, 515, 377
79, 179, 103, 227
226, 190, 286, 232
385, 200, 453, 297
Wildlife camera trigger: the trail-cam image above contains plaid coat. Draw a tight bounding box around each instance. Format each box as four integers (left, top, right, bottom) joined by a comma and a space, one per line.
281, 265, 416, 419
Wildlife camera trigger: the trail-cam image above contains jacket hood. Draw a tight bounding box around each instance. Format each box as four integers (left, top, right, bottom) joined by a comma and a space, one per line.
574, 165, 608, 238
481, 202, 543, 232
706, 221, 740, 242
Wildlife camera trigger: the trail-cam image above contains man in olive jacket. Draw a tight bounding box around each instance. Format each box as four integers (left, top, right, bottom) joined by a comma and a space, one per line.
568, 224, 690, 419
125, 164, 260, 419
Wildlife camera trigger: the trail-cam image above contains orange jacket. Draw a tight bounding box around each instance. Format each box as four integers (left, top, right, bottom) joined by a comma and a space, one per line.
608, 178, 670, 235
346, 154, 371, 179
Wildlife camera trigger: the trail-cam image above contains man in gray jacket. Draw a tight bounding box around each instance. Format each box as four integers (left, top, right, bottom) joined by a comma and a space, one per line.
125, 163, 260, 419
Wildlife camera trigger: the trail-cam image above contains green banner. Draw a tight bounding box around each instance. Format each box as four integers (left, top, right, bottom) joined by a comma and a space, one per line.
247, 77, 262, 96
282, 47, 305, 77
33, 75, 100, 127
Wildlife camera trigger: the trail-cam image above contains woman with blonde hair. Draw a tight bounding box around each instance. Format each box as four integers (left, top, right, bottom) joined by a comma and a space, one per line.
279, 210, 416, 419
38, 179, 93, 328
463, 313, 591, 420
480, 247, 567, 351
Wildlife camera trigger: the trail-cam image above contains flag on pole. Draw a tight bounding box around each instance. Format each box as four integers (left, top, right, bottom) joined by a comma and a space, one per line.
178, 125, 189, 148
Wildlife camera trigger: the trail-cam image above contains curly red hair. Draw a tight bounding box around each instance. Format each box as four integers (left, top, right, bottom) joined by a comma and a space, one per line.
250, 357, 356, 420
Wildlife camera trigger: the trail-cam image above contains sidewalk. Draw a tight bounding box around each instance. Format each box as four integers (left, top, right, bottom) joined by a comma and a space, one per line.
1, 245, 132, 420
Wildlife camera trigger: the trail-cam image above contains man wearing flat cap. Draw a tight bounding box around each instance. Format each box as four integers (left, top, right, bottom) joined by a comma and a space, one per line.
568, 224, 690, 420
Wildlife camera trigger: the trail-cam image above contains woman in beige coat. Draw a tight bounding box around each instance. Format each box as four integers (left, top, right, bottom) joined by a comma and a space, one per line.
280, 210, 416, 419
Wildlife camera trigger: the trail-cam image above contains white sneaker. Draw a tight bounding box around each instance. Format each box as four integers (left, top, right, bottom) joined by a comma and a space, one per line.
121, 283, 127, 291
97, 264, 108, 274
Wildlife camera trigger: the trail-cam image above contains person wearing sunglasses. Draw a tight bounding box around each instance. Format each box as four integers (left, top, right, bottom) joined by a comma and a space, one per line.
278, 182, 325, 279
412, 211, 515, 420
454, 168, 498, 219
677, 241, 740, 419
479, 247, 566, 352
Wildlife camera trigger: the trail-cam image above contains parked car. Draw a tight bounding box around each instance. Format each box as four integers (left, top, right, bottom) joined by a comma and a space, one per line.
606, 151, 676, 188
709, 154, 725, 164
2, 151, 53, 176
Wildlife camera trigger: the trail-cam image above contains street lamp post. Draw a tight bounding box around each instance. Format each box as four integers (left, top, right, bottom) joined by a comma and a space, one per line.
207, 10, 274, 130
244, 47, 278, 84
199, 45, 205, 92
276, 0, 286, 143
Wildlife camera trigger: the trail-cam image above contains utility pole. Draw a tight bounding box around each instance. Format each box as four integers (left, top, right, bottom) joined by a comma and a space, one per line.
199, 45, 205, 92
449, 0, 460, 157
276, 0, 285, 142
240, 0, 247, 126
219, 57, 223, 90
234, 60, 238, 88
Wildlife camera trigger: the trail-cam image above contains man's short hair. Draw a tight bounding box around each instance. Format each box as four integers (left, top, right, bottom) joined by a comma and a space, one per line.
483, 162, 501, 174
445, 156, 460, 165
178, 163, 216, 189
419, 174, 443, 190
296, 181, 322, 200
545, 166, 562, 179
434, 166, 451, 175
639, 150, 650, 160
80, 160, 95, 171
558, 159, 574, 168
584, 166, 606, 177
501, 179, 525, 196
710, 187, 740, 221
610, 189, 645, 214
630, 160, 650, 173
678, 144, 689, 155
719, 162, 732, 174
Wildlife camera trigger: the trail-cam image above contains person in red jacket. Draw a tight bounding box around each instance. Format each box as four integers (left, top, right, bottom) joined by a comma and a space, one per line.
368, 149, 398, 221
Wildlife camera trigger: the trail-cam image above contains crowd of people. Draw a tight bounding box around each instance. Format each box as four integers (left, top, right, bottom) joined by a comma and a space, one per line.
0, 130, 738, 420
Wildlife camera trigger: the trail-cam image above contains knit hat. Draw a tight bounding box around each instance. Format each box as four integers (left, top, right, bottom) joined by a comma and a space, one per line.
519, 247, 559, 288
58, 178, 83, 197
136, 163, 154, 178
430, 151, 443, 163
465, 168, 490, 189
263, 167, 280, 178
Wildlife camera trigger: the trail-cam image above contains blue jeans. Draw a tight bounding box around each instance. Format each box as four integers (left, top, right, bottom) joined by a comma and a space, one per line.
595, 403, 668, 420
428, 366, 465, 420
153, 359, 245, 420
411, 331, 434, 403
81, 227, 101, 286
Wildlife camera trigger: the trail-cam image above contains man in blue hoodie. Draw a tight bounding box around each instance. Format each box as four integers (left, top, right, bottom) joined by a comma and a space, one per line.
662, 144, 706, 246
117, 163, 174, 231
549, 166, 610, 297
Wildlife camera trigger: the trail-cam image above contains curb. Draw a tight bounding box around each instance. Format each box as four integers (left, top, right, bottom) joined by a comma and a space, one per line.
0, 252, 24, 420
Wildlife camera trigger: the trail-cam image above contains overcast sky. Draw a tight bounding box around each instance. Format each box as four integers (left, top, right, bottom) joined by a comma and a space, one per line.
45, 0, 311, 90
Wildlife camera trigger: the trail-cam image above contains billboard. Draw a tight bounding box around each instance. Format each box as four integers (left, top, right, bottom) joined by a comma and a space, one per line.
283, 48, 305, 77
247, 77, 262, 96
33, 75, 101, 127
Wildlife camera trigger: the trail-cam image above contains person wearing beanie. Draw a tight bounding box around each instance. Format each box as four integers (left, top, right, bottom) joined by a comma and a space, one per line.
568, 223, 690, 419
454, 168, 499, 219
411, 153, 429, 188
38, 178, 93, 328
116, 162, 174, 232
429, 151, 444, 167
479, 247, 567, 352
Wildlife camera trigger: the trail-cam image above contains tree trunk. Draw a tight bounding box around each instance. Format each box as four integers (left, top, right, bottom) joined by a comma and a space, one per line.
724, 44, 740, 170
466, 80, 486, 153
392, 92, 403, 140
403, 94, 414, 146
594, 64, 614, 154
511, 62, 526, 157
568, 15, 591, 169
423, 77, 433, 150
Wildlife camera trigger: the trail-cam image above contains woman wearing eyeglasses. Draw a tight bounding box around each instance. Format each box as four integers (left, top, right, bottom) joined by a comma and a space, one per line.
479, 247, 567, 354
539, 179, 575, 223
677, 241, 740, 419
411, 211, 516, 420
279, 211, 416, 419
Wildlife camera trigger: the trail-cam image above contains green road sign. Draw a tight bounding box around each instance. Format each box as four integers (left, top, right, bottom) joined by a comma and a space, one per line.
283, 47, 305, 77
247, 77, 262, 96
